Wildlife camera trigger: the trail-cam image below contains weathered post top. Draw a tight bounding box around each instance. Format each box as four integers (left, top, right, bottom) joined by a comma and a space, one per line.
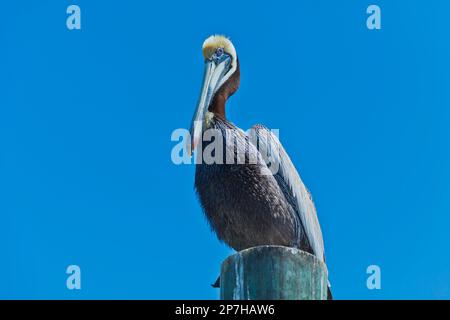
220, 245, 328, 300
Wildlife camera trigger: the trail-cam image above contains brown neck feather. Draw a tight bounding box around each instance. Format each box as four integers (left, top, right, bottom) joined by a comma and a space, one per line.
209, 59, 240, 120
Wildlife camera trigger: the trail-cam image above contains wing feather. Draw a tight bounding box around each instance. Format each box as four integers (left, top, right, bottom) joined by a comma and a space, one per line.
249, 125, 325, 261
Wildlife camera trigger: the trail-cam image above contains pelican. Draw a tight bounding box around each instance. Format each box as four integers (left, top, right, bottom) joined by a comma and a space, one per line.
190, 35, 331, 298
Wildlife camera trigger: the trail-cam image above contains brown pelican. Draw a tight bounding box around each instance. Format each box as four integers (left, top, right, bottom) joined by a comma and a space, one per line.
190, 35, 331, 298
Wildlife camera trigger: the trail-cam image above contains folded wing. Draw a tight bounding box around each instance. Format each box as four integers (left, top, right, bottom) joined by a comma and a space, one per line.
249, 125, 325, 261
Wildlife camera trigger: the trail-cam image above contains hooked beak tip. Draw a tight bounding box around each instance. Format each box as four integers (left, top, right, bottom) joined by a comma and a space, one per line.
186, 134, 197, 157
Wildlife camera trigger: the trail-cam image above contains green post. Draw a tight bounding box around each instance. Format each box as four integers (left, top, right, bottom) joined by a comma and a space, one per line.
220, 245, 328, 300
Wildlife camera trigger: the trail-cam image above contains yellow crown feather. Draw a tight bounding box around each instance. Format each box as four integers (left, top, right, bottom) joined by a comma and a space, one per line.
202, 35, 237, 65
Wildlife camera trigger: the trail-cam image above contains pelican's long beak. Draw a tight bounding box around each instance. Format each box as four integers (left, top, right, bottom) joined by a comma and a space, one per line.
189, 55, 231, 155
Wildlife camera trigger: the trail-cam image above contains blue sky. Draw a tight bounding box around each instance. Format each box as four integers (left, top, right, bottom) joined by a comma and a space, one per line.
1, 0, 449, 299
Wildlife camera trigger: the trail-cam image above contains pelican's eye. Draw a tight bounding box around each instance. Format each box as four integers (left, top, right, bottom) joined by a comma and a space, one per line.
211, 47, 231, 67
215, 47, 224, 57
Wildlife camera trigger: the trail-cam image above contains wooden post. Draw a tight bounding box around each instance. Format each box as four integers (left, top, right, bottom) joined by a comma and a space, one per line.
220, 245, 328, 300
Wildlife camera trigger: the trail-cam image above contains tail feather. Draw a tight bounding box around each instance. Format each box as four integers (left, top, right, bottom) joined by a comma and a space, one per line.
327, 286, 333, 300
211, 275, 220, 288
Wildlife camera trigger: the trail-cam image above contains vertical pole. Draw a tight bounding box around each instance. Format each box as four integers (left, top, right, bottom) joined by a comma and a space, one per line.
220, 245, 328, 300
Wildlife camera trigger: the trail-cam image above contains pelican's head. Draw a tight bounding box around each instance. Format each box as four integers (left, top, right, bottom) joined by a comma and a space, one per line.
189, 35, 239, 154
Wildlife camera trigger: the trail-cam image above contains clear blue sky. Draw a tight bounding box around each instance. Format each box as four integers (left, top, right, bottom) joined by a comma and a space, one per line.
1, 0, 449, 299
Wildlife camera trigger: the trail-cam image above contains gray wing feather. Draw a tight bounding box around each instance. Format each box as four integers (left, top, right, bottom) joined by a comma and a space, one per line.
248, 125, 325, 261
